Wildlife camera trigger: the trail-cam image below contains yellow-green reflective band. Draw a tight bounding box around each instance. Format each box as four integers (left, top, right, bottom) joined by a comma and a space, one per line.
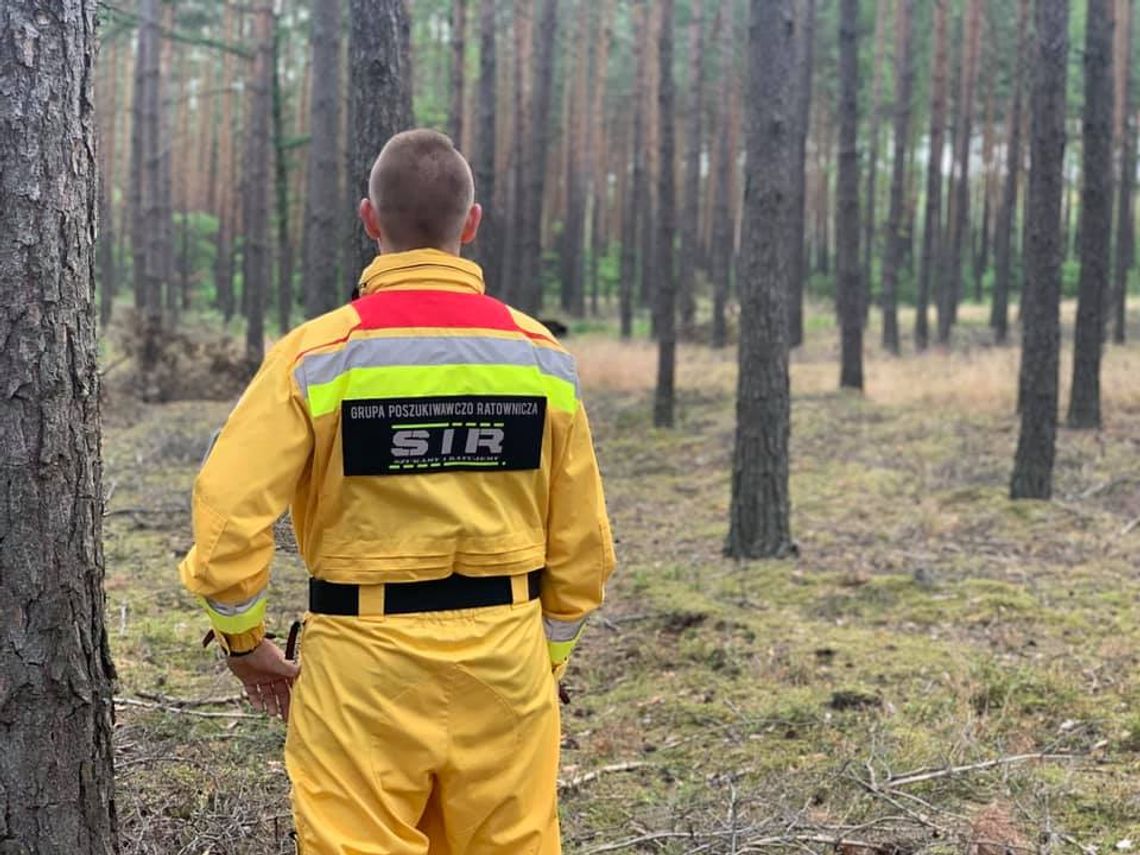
202, 594, 268, 635
548, 638, 578, 665
307, 364, 579, 418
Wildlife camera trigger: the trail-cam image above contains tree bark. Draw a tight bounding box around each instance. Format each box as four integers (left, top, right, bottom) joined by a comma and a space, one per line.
272, 7, 294, 334
974, 67, 996, 303
881, 0, 913, 355
725, 0, 795, 560
639, 1, 662, 318
836, 0, 863, 390
588, 0, 615, 316
501, 0, 532, 305
139, 0, 167, 398
244, 4, 275, 365
516, 0, 559, 315
1011, 0, 1069, 500
788, 0, 815, 348
473, 0, 501, 298
862, 0, 891, 322
939, 0, 983, 344
1067, 0, 1114, 428
215, 3, 238, 322
992, 0, 1030, 343
1112, 0, 1135, 344
710, 0, 734, 349
559, 1, 590, 317
679, 0, 705, 338
655, 0, 678, 428
347, 0, 414, 282
0, 1, 118, 850
917, 0, 949, 351
450, 0, 467, 145
304, 0, 342, 317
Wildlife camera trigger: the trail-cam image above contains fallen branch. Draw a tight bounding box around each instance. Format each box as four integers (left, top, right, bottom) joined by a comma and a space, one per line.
135, 690, 245, 708
884, 752, 1080, 789
104, 506, 187, 517
558, 761, 648, 791
115, 696, 260, 720
1120, 516, 1140, 537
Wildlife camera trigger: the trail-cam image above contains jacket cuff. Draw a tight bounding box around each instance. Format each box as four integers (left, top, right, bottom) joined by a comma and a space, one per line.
217, 625, 265, 655
544, 615, 587, 666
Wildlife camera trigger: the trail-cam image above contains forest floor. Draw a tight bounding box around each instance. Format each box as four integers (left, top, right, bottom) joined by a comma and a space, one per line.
107, 301, 1140, 854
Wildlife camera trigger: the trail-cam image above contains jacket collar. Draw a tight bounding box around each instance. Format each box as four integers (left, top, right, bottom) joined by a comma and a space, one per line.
357, 249, 486, 296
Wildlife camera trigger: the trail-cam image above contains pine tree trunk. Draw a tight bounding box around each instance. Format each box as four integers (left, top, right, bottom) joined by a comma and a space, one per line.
0, 2, 118, 849
725, 0, 795, 560
1113, 0, 1135, 344
710, 0, 734, 349
1011, 0, 1069, 500
129, 4, 147, 311
836, 0, 863, 389
975, 71, 996, 302
654, 0, 678, 427
862, 0, 891, 321
639, 1, 661, 317
304, 0, 341, 316
881, 0, 913, 355
1068, 0, 1114, 428
939, 0, 983, 343
788, 0, 815, 348
588, 0, 615, 315
992, 0, 1030, 342
917, 0, 949, 351
244, 5, 275, 366
679, 0, 705, 338
450, 0, 467, 144
347, 0, 414, 280
473, 0, 501, 297
501, 0, 532, 305
98, 36, 121, 329
215, 3, 238, 322
140, 0, 166, 398
559, 2, 590, 317
272, 9, 294, 334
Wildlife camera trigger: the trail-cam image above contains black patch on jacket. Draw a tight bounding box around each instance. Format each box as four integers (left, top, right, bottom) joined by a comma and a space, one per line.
341, 395, 546, 476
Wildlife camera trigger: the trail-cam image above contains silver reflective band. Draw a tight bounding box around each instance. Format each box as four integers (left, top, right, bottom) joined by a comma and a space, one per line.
543, 615, 586, 643
293, 335, 580, 401
205, 590, 267, 617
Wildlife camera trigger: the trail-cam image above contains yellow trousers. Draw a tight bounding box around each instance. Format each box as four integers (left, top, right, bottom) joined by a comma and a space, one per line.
285, 599, 562, 855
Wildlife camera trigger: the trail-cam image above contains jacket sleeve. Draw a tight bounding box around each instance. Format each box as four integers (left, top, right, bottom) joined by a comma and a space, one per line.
542, 400, 616, 669
178, 341, 313, 653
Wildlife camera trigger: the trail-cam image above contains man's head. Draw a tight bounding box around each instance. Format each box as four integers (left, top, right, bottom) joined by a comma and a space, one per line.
358, 129, 481, 255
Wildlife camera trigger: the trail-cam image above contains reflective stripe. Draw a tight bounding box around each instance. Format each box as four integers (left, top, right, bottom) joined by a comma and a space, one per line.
544, 616, 587, 665
294, 336, 580, 408
202, 591, 268, 635
307, 364, 579, 418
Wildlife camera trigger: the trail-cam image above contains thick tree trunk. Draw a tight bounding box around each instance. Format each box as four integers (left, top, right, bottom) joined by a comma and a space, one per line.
939, 0, 983, 343
881, 0, 913, 355
348, 0, 414, 281
862, 0, 890, 321
1011, 0, 1069, 500
655, 0, 678, 428
622, 0, 649, 338
244, 5, 275, 365
917, 0, 949, 351
272, 9, 294, 334
788, 0, 815, 348
1113, 0, 1135, 344
836, 0, 863, 389
473, 0, 501, 297
1068, 0, 1114, 428
450, 0, 467, 145
726, 0, 795, 559
0, 2, 118, 850
992, 0, 1030, 342
710, 0, 734, 349
517, 0, 559, 314
304, 0, 342, 317
679, 0, 705, 338
560, 3, 590, 317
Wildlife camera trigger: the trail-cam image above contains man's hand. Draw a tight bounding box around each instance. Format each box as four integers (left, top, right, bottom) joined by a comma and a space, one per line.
226, 640, 301, 721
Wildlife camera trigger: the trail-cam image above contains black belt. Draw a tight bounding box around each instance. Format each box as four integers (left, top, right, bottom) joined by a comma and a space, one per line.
309, 570, 542, 616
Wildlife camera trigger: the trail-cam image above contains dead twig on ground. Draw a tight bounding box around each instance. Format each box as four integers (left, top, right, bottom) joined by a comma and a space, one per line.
136, 690, 246, 708
115, 696, 261, 720
884, 752, 1081, 789
559, 762, 649, 792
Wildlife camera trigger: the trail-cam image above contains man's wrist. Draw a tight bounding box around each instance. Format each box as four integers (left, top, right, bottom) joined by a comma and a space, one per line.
217, 625, 265, 656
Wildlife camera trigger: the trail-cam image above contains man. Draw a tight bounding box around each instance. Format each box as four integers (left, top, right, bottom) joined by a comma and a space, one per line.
179, 129, 615, 854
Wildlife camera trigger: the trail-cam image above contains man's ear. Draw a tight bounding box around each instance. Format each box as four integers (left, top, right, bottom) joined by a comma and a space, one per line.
359, 198, 382, 242
459, 203, 483, 246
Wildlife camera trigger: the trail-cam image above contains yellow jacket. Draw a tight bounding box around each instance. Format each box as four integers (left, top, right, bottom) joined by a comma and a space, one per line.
179, 249, 615, 656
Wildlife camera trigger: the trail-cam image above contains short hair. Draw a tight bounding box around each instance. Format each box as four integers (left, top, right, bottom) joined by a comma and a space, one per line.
369, 129, 474, 251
